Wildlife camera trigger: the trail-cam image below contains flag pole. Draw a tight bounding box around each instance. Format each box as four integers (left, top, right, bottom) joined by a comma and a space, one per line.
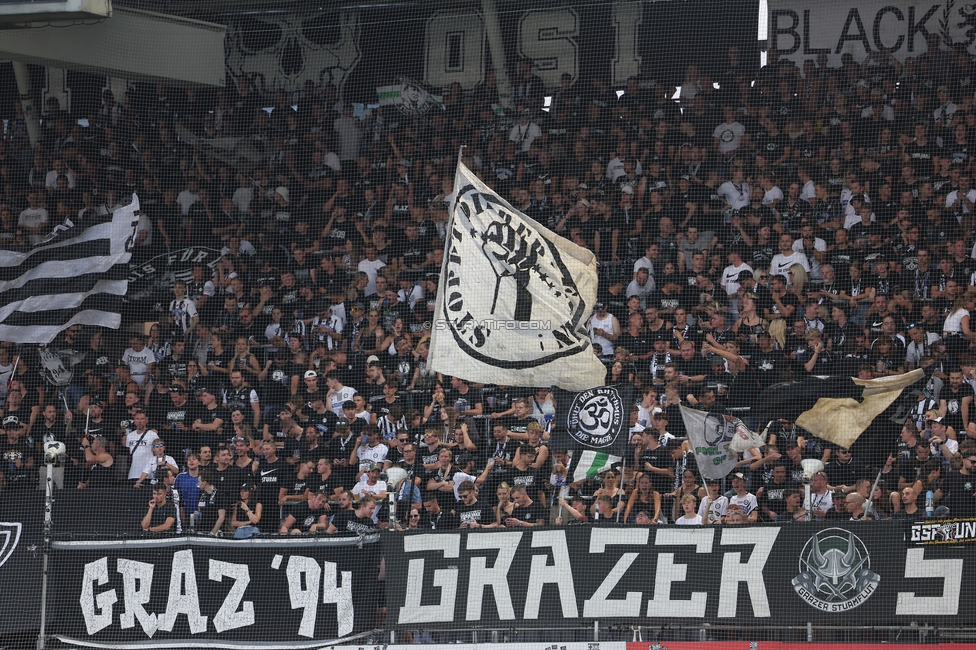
862, 464, 886, 518
615, 456, 625, 523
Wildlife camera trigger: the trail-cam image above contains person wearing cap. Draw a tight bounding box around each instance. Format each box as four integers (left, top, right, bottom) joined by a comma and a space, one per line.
728, 472, 760, 522
351, 424, 388, 476
589, 301, 620, 358
352, 462, 387, 516
1, 413, 34, 489
927, 415, 959, 460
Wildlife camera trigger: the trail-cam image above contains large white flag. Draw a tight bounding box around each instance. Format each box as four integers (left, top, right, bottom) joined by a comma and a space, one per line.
428, 161, 604, 391
0, 196, 140, 344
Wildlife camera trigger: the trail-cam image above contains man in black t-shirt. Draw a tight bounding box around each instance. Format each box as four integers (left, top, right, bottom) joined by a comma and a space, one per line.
639, 426, 676, 494
457, 480, 495, 528
327, 421, 359, 489
504, 484, 547, 527
328, 494, 380, 535
141, 486, 178, 533
191, 386, 228, 451
212, 447, 246, 509
280, 488, 332, 534
420, 491, 459, 529
252, 440, 285, 533
673, 341, 709, 385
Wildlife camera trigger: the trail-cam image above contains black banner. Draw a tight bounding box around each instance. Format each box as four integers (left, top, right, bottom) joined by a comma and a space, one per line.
50, 536, 380, 648
124, 247, 224, 305
383, 524, 971, 627
0, 492, 43, 635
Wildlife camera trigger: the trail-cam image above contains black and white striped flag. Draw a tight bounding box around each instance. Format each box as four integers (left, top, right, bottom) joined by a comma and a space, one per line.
0, 195, 140, 344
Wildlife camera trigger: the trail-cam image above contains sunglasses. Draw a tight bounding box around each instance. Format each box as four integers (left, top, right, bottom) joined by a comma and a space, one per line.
153, 443, 165, 448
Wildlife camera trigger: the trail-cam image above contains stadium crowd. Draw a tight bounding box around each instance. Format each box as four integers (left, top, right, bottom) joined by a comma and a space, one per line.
3, 40, 976, 536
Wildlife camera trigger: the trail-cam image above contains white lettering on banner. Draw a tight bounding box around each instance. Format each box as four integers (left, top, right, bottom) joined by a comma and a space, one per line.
524, 531, 578, 619
118, 559, 158, 636
583, 528, 648, 619
79, 552, 351, 637
717, 527, 778, 618
208, 560, 254, 633
286, 556, 321, 638
425, 13, 485, 90
647, 529, 715, 618
611, 2, 643, 87
322, 561, 355, 637
80, 557, 116, 635
517, 9, 579, 90
895, 549, 964, 616
465, 532, 521, 621
768, 0, 963, 68
158, 550, 207, 633
398, 534, 460, 624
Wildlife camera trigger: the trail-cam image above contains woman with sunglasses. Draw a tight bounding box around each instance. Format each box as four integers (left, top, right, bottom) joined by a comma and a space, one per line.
135, 440, 178, 487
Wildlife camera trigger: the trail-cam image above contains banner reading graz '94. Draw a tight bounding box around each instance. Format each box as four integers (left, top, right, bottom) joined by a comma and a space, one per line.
50, 536, 380, 648
383, 524, 969, 627
769, 0, 976, 68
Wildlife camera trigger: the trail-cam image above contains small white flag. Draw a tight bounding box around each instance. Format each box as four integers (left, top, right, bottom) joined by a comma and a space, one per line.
679, 406, 740, 481
427, 161, 604, 391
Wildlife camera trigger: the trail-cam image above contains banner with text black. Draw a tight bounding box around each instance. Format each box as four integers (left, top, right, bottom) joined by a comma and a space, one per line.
50, 536, 380, 648
384, 524, 970, 628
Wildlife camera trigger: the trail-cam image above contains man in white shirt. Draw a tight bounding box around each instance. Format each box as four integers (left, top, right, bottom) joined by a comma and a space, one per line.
18, 191, 49, 246
946, 175, 976, 221
396, 271, 424, 310
712, 106, 747, 159
509, 109, 541, 153
632, 243, 660, 280
721, 249, 753, 296
325, 371, 358, 417
122, 334, 156, 388
769, 233, 810, 280
728, 472, 759, 522
357, 243, 387, 296
717, 166, 750, 213
792, 225, 827, 279
606, 149, 643, 182
840, 179, 871, 224
176, 178, 200, 216
805, 471, 833, 519
44, 159, 75, 193
626, 267, 655, 308
126, 412, 160, 483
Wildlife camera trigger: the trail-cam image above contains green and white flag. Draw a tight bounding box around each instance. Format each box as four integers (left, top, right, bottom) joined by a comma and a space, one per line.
572, 449, 620, 482
376, 76, 443, 115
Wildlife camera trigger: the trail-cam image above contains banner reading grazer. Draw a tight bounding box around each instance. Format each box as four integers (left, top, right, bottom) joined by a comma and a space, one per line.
384, 524, 970, 628
50, 536, 380, 648
769, 0, 976, 68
